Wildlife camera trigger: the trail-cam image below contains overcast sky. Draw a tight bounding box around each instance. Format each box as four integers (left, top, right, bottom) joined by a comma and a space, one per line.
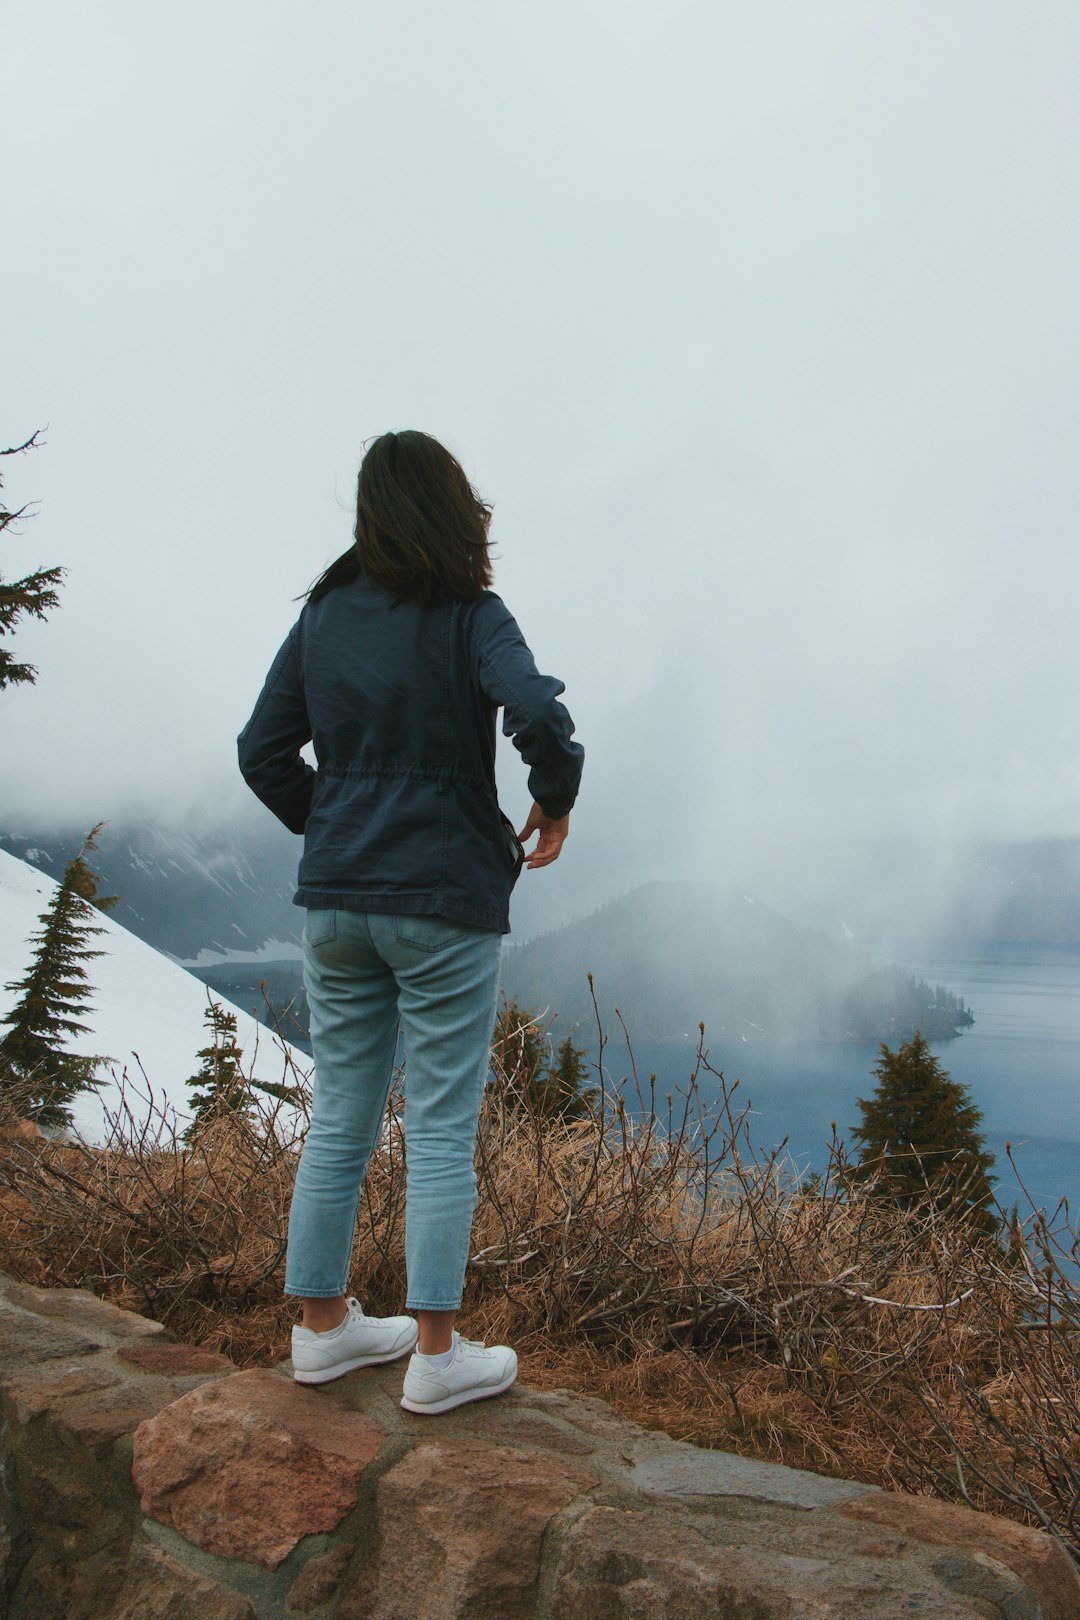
3, 1, 1078, 929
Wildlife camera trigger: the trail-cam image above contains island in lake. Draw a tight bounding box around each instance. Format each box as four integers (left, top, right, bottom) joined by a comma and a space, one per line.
500, 881, 973, 1045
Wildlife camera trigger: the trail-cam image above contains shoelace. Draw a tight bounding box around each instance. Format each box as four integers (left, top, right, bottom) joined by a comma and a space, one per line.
345, 1298, 380, 1326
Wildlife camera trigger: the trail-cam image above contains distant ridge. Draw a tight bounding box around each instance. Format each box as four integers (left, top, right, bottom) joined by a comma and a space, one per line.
501, 880, 973, 1043
0, 815, 302, 962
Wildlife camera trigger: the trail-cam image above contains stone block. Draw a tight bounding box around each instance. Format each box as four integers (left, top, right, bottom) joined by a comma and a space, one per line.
13, 1451, 103, 1533
339, 1438, 598, 1619
286, 1544, 356, 1614
0, 1274, 168, 1342
552, 1504, 786, 1620
532, 1387, 644, 1440
6, 1536, 134, 1620
111, 1539, 256, 1620
1, 1362, 123, 1427
631, 1448, 879, 1510
549, 1503, 998, 1619
132, 1368, 384, 1570
841, 1492, 1080, 1620
469, 1406, 598, 1457
0, 1295, 100, 1368
56, 1384, 166, 1457
118, 1342, 236, 1376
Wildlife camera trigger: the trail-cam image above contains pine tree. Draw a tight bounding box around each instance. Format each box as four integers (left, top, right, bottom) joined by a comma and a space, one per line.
850, 1032, 997, 1230
1, 432, 64, 691
0, 826, 116, 1129
491, 999, 594, 1123
536, 1032, 595, 1122
184, 1001, 252, 1142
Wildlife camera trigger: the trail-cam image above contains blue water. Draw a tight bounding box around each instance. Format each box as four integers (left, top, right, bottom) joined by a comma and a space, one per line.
588, 942, 1080, 1216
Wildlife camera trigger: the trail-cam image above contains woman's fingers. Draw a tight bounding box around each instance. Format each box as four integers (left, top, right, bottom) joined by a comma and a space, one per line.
517, 804, 570, 869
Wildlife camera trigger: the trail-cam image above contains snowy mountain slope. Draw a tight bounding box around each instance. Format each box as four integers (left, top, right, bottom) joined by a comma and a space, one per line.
0, 849, 310, 1142
0, 812, 303, 960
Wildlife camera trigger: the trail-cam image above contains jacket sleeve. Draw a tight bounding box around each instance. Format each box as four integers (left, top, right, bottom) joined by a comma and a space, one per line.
473, 597, 584, 819
236, 626, 315, 835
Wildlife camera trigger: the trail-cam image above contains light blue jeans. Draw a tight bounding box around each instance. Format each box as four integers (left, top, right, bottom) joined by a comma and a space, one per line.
284, 909, 503, 1310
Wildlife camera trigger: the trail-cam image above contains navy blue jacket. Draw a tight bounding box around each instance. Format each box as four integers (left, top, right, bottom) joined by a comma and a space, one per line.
237, 575, 583, 933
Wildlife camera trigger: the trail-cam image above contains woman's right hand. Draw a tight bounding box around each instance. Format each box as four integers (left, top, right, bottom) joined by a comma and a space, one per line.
517, 802, 570, 869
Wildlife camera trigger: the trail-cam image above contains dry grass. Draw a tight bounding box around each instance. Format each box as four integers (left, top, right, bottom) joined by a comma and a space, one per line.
1, 1022, 1078, 1564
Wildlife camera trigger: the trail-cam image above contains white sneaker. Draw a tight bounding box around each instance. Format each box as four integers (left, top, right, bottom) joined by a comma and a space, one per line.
400, 1331, 518, 1414
291, 1298, 418, 1384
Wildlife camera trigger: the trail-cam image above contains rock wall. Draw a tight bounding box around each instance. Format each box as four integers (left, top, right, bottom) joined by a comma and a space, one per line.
1, 1272, 1077, 1619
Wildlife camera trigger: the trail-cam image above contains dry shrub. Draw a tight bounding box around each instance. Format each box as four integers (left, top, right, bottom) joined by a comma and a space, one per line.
0, 1063, 303, 1362
1, 1024, 1078, 1564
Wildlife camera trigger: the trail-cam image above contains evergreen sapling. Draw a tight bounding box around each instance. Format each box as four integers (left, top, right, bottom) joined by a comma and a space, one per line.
0, 431, 64, 692
0, 825, 116, 1129
184, 1000, 252, 1142
850, 1031, 997, 1231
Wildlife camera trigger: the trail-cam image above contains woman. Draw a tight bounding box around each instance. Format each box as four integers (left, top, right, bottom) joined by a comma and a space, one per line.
238, 430, 583, 1413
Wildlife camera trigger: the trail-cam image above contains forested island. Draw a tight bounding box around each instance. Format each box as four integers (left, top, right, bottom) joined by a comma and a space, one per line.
500, 881, 974, 1045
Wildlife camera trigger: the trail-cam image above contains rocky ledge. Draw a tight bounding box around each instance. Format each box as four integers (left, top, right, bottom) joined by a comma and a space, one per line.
1, 1272, 1077, 1619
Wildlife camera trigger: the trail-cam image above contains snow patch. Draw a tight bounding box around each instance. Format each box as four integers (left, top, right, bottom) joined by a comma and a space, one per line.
175, 939, 305, 968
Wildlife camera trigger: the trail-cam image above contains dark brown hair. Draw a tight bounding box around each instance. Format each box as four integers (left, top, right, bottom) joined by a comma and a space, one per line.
306, 431, 493, 606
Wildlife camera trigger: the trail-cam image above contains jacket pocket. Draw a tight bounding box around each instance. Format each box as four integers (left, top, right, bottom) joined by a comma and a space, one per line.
499, 810, 525, 887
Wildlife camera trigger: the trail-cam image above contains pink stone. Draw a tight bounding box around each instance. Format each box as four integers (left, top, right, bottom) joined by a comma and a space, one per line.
118, 1342, 235, 1376
131, 1369, 383, 1570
